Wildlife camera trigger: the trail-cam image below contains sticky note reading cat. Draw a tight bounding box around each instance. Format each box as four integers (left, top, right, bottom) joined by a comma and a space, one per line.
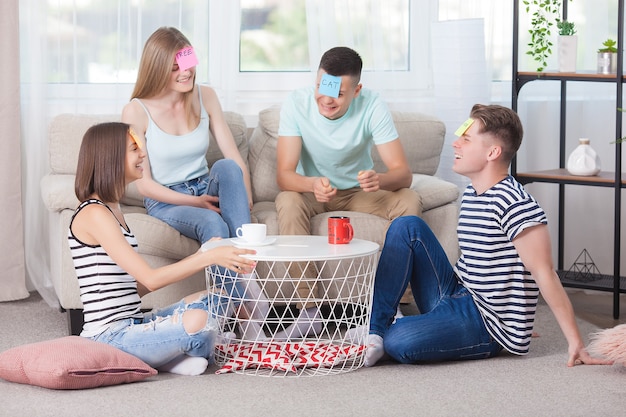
319, 73, 341, 98
454, 118, 475, 136
175, 47, 198, 72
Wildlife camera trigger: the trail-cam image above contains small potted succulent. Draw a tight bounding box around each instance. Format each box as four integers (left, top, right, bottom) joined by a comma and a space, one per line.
597, 38, 618, 74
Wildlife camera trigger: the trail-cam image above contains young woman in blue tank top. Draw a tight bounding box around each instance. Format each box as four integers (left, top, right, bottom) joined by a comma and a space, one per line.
122, 27, 252, 243
122, 27, 269, 342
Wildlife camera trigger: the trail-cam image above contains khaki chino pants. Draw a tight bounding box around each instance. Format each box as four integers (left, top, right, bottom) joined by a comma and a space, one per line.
275, 187, 422, 309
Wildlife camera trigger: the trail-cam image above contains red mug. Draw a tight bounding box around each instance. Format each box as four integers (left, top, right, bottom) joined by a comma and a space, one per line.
328, 216, 354, 244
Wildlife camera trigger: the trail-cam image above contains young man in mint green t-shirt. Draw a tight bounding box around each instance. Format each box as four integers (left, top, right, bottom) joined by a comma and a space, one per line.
274, 46, 421, 339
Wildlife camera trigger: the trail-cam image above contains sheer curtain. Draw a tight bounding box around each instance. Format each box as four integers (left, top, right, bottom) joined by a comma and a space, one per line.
18, 0, 213, 307
0, 0, 28, 302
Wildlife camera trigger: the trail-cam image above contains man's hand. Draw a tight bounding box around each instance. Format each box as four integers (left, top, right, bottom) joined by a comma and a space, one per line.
567, 345, 613, 367
357, 170, 380, 192
313, 177, 337, 202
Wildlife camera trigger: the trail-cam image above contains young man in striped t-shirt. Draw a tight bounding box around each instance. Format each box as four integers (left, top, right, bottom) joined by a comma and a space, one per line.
361, 104, 608, 368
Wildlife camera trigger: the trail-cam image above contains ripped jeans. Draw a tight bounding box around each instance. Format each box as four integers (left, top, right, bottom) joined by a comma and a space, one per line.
89, 293, 220, 368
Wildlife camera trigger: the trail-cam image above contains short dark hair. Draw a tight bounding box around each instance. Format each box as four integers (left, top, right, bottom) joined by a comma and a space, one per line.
470, 104, 524, 163
318, 47, 363, 84
75, 122, 131, 203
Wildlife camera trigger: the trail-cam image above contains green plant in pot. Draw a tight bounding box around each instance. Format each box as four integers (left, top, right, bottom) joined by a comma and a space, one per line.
599, 38, 618, 53
597, 38, 618, 74
556, 19, 576, 36
524, 0, 562, 72
556, 19, 577, 72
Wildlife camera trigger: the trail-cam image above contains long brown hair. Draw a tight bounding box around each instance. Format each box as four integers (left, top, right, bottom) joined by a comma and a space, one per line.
131, 27, 197, 128
75, 122, 130, 203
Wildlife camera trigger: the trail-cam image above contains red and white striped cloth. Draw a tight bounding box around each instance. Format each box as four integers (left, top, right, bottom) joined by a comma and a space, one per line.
215, 341, 366, 374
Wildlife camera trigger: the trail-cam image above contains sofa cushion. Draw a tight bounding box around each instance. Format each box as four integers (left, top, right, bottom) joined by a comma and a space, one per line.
49, 114, 121, 175
248, 106, 282, 203
373, 111, 446, 176
206, 111, 249, 166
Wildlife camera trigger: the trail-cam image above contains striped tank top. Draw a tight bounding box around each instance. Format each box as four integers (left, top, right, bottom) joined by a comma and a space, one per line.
454, 176, 547, 355
68, 199, 143, 337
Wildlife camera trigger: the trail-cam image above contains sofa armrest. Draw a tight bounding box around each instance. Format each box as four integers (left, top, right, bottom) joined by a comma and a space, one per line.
411, 174, 459, 211
41, 174, 79, 212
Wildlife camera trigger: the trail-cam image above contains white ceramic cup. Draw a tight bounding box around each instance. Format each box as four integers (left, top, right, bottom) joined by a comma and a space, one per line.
235, 223, 267, 243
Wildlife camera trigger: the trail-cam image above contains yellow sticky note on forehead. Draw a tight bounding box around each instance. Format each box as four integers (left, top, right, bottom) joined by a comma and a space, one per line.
454, 118, 475, 136
129, 128, 143, 149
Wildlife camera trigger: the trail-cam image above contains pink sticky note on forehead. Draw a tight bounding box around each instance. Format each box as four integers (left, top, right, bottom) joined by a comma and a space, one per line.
175, 47, 198, 71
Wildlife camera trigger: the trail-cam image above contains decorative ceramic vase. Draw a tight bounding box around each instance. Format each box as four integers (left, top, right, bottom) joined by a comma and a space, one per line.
567, 138, 601, 176
558, 35, 578, 72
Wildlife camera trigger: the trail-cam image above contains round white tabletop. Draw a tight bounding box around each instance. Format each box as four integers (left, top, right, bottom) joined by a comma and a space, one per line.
201, 235, 379, 262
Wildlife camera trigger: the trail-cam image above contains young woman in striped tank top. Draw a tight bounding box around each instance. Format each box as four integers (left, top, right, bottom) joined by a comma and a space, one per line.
70, 122, 257, 376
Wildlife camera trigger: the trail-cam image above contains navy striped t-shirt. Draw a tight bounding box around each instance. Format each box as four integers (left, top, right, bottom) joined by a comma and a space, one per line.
454, 176, 547, 355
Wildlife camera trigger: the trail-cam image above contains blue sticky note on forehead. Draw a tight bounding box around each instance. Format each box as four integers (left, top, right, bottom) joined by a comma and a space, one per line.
319, 73, 342, 98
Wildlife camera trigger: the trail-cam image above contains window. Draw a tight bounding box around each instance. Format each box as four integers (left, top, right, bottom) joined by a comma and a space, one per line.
21, 0, 434, 116
40, 0, 210, 84
240, 0, 310, 72
239, 0, 410, 73
217, 0, 430, 102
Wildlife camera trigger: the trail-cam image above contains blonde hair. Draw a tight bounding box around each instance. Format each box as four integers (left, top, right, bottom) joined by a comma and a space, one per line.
131, 27, 197, 128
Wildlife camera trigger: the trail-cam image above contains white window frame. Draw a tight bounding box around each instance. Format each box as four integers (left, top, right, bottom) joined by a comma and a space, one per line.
207, 1, 435, 98
40, 1, 438, 118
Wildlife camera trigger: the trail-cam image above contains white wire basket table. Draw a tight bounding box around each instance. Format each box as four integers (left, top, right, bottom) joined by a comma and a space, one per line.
202, 235, 379, 377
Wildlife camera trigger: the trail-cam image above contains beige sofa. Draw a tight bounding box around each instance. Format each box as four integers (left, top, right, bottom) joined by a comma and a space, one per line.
41, 107, 459, 335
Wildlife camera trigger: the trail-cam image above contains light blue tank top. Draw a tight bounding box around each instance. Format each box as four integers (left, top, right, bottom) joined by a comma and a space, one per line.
134, 86, 210, 186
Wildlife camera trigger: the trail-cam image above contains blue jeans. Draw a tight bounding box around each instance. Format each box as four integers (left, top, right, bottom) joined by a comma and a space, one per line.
90, 294, 219, 368
370, 216, 503, 363
144, 159, 250, 242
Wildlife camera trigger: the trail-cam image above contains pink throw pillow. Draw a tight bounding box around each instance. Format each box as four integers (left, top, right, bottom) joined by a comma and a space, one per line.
0, 336, 157, 389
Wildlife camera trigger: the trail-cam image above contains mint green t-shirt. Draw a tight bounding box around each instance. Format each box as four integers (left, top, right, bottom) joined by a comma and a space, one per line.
278, 87, 398, 190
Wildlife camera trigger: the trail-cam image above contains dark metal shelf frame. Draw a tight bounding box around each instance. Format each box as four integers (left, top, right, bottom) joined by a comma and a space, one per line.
511, 0, 624, 318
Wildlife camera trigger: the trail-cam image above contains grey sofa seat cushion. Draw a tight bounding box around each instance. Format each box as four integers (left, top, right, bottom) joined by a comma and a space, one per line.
125, 213, 200, 259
